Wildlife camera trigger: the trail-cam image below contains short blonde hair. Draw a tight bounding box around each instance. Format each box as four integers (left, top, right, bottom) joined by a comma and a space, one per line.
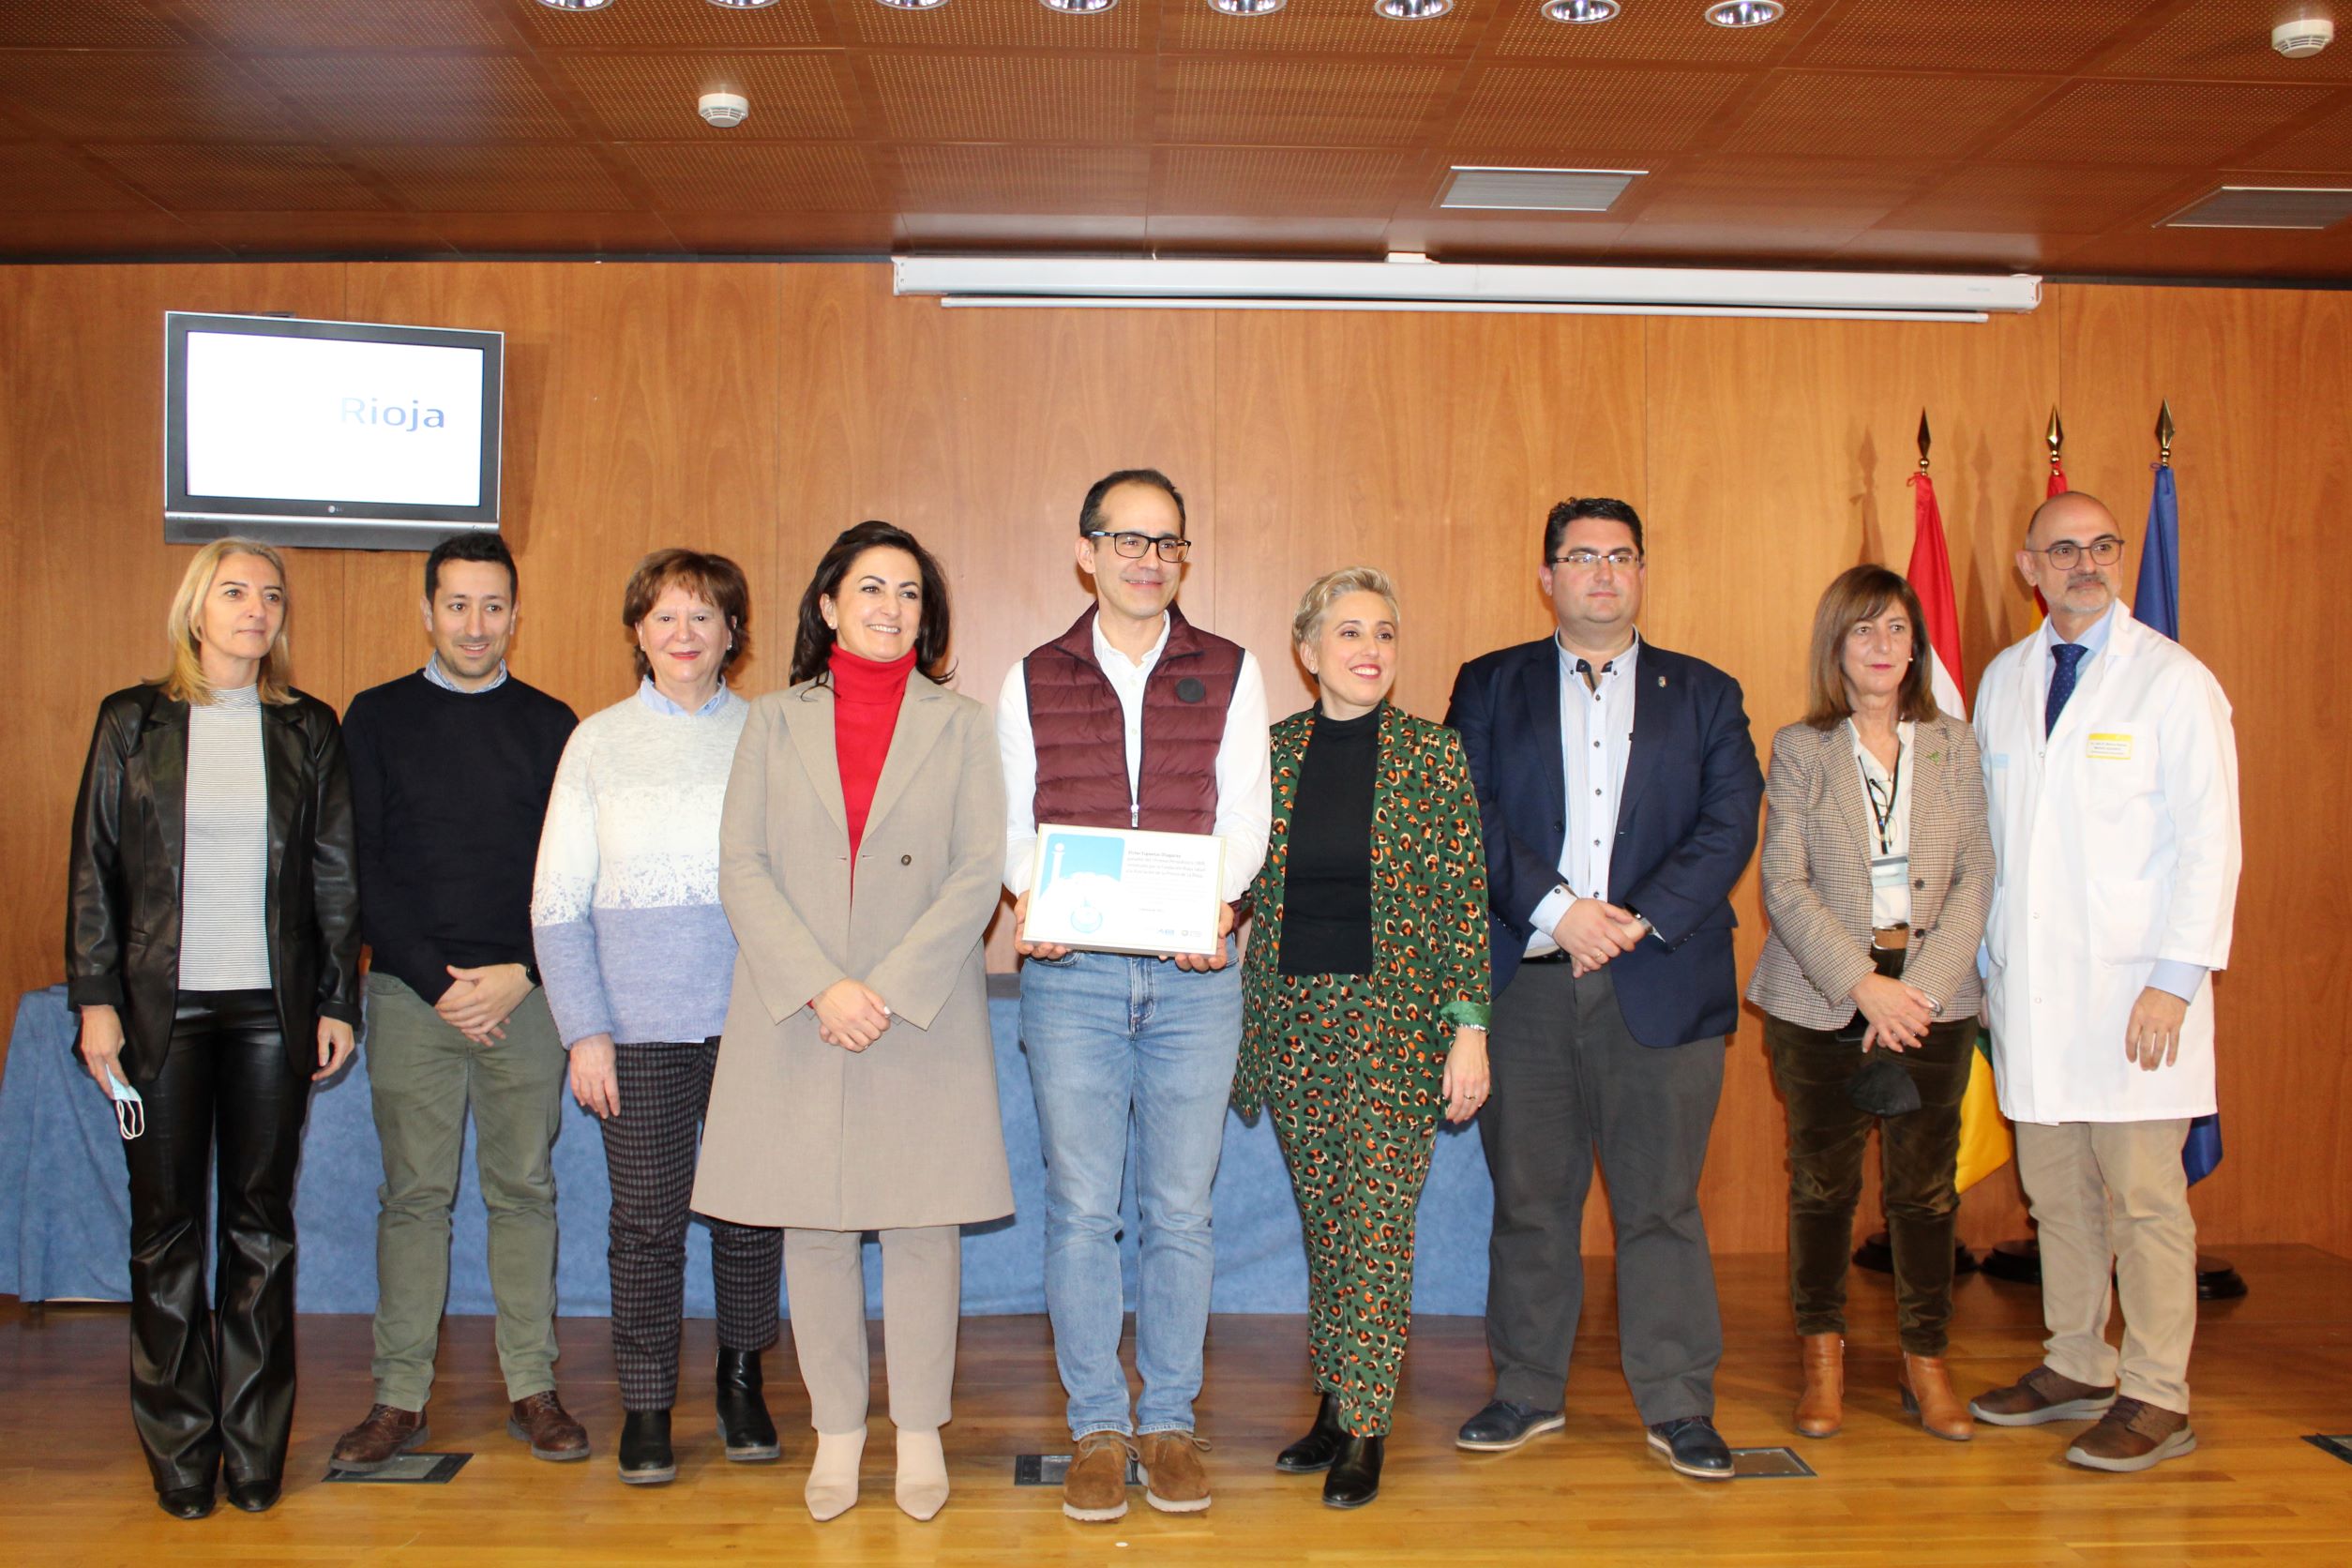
159, 537, 296, 706
1290, 565, 1401, 649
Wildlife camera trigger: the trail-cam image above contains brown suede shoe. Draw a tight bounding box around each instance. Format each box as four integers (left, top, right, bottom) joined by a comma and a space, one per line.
2064, 1397, 2195, 1472
1063, 1431, 1133, 1523
1794, 1334, 1844, 1439
330, 1403, 429, 1472
1138, 1430, 1212, 1515
1968, 1364, 2117, 1427
507, 1391, 591, 1462
1899, 1352, 1974, 1442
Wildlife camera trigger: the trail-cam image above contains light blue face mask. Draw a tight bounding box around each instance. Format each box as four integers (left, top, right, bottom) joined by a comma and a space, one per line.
106, 1069, 144, 1140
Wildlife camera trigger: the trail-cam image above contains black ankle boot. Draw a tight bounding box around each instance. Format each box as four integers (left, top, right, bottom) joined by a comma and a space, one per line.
1276, 1392, 1348, 1473
618, 1410, 676, 1485
1322, 1434, 1384, 1509
716, 1349, 780, 1462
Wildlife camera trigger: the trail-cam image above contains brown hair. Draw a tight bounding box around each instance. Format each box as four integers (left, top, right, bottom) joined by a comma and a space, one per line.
622, 549, 751, 684
159, 537, 297, 706
1802, 565, 1938, 730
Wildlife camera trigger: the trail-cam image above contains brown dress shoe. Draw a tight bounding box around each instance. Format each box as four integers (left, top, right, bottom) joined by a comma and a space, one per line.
1063, 1431, 1134, 1523
2064, 1397, 2195, 1472
1899, 1352, 1974, 1442
1138, 1430, 1212, 1515
331, 1403, 429, 1472
508, 1391, 591, 1462
1968, 1364, 2117, 1427
1794, 1334, 1844, 1439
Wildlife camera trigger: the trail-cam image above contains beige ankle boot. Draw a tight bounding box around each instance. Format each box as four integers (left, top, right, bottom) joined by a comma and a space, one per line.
804, 1427, 866, 1521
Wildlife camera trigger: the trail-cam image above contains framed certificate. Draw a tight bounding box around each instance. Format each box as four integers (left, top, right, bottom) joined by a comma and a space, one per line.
1022, 823, 1227, 957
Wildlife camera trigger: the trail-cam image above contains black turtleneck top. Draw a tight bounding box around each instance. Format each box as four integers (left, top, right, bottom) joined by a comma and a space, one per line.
1278, 703, 1380, 977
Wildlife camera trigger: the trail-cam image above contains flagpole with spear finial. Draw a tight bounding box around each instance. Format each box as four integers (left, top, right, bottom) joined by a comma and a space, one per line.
2157, 398, 2175, 469
2047, 406, 2069, 496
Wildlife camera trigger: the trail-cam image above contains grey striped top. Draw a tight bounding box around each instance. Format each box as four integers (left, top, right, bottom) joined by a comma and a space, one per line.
179, 683, 272, 991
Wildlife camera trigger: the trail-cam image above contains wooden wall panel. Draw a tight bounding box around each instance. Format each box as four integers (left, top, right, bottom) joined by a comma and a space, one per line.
2, 262, 2346, 1261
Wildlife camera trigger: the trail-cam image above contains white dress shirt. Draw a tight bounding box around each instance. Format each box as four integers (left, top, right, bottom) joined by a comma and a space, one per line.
1850, 717, 1916, 929
1528, 632, 1640, 955
997, 611, 1272, 903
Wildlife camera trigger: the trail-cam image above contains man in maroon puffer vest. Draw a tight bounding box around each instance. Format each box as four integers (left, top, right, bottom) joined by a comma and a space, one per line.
997, 468, 1272, 1524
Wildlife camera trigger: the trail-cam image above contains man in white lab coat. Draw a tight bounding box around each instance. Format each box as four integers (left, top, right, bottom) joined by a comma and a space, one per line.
1966, 491, 2240, 1473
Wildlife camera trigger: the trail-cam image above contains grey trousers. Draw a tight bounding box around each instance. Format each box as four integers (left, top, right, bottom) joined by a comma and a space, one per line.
1478, 962, 1726, 1425
783, 1226, 961, 1434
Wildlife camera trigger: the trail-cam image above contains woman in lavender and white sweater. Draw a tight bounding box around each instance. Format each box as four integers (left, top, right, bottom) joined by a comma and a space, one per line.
529, 549, 783, 1487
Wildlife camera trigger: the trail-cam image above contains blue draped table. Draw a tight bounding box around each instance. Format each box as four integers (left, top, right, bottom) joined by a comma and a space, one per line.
1, 981, 1496, 1317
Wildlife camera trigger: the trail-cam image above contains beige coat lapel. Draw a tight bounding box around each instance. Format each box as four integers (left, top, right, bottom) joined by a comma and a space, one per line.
779, 684, 850, 841
862, 678, 953, 842
1822, 722, 1873, 861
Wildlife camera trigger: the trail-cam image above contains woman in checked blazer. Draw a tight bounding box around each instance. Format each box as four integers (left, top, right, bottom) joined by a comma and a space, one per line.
1747, 565, 1994, 1447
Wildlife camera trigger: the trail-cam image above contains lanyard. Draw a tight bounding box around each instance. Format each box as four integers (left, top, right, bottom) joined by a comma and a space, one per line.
1860, 740, 1903, 858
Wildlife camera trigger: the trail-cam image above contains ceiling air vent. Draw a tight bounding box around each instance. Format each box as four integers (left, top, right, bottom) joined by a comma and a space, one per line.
2159, 186, 2352, 231
1440, 166, 1644, 213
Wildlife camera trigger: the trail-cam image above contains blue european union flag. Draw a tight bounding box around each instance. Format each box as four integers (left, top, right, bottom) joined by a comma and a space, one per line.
2133, 465, 2222, 1185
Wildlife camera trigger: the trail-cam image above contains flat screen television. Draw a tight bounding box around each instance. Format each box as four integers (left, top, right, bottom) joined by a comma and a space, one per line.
164, 311, 504, 550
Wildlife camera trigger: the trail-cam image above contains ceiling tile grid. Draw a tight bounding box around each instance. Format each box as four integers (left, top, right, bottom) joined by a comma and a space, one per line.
0, 53, 301, 142
1159, 58, 1455, 147
1449, 65, 1752, 158
348, 143, 637, 212
619, 141, 880, 213
892, 143, 1151, 215
0, 142, 156, 211
1155, 145, 1409, 216
1727, 69, 2058, 158
505, 0, 828, 50
1800, 0, 2148, 73
552, 52, 854, 141
84, 142, 391, 210
249, 53, 579, 143
173, 0, 507, 53
844, 0, 1145, 53
2091, 0, 2352, 83
0, 1, 188, 50
1157, 0, 1490, 60
867, 52, 1141, 143
1487, 0, 1817, 65
1986, 79, 2338, 166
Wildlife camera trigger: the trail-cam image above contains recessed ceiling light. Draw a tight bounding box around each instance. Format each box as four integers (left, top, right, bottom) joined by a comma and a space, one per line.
1704, 0, 1784, 24
1040, 0, 1118, 12
1375, 0, 1454, 18
534, 0, 613, 10
1210, 0, 1288, 13
705, 0, 782, 8
875, 0, 950, 9
1544, 0, 1621, 21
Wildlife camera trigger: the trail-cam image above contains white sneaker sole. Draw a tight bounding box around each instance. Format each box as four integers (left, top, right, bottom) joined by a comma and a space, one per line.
2066, 1426, 2196, 1472
1646, 1429, 1734, 1480
1063, 1498, 1129, 1522
1455, 1413, 1566, 1452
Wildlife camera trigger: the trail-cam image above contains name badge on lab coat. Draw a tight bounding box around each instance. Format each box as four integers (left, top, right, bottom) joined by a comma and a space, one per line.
2086, 731, 2133, 761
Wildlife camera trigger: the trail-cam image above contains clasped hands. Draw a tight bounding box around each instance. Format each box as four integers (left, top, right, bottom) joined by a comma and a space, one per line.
1848, 972, 1935, 1053
814, 978, 893, 1051
1553, 897, 1649, 977
437, 961, 534, 1045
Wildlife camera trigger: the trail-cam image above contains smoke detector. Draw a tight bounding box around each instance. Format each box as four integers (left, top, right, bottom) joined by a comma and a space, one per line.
2274, 14, 2334, 57
698, 91, 749, 128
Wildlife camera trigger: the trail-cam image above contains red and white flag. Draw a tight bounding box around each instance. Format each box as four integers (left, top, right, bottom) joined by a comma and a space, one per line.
1905, 469, 1967, 718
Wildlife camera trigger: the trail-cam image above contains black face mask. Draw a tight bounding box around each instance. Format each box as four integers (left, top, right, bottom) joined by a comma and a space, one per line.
1848, 1052, 1922, 1118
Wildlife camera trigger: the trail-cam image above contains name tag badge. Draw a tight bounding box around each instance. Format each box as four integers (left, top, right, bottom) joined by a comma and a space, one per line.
2087, 731, 2133, 761
1870, 854, 1910, 896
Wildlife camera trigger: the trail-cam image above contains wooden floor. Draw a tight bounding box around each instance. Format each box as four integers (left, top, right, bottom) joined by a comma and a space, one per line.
7, 1247, 2352, 1566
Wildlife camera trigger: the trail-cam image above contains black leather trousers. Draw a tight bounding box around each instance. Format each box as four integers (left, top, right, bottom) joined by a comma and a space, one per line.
122, 989, 311, 1491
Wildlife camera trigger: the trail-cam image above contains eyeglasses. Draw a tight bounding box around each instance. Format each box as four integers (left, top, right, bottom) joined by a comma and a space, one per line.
1086, 530, 1192, 563
1551, 549, 1643, 570
2027, 535, 2125, 569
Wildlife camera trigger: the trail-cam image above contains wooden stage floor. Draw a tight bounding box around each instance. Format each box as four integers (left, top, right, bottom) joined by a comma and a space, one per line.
6, 1247, 2351, 1566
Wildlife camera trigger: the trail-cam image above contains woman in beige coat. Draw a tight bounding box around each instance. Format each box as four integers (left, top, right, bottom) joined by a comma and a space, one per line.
693, 521, 1012, 1524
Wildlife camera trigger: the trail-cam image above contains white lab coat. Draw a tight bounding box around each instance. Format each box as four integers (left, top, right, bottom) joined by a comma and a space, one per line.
1975, 606, 2240, 1124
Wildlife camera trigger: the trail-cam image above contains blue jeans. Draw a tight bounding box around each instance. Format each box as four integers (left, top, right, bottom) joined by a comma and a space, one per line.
1019, 944, 1242, 1440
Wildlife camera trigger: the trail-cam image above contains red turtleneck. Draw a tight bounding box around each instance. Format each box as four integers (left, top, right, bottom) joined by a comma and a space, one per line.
830, 643, 915, 860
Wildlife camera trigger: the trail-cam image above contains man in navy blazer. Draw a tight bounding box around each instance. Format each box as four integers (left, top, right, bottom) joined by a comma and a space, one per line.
1443, 497, 1762, 1479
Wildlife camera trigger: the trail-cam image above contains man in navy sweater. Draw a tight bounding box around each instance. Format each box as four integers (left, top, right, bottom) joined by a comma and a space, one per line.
329, 533, 583, 1472
1444, 498, 1762, 1480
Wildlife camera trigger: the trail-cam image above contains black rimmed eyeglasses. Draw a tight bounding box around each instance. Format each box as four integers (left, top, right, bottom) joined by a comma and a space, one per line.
1086, 530, 1192, 563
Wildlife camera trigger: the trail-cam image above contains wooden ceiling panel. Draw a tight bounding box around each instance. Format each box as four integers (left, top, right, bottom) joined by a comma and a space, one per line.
173, 0, 507, 52
0, 207, 221, 255
868, 53, 1140, 143
844, 0, 1145, 52
2095, 1, 2352, 83
0, 1, 188, 49
348, 143, 635, 212
85, 143, 391, 210
2224, 101, 2352, 172
1878, 162, 2193, 235
901, 211, 1146, 250
1157, 0, 1490, 59
1161, 59, 1454, 147
661, 210, 893, 252
1631, 157, 1937, 224
1155, 146, 1408, 216
418, 211, 684, 253
619, 142, 879, 213
1729, 70, 2053, 158
553, 52, 854, 141
1147, 214, 1390, 256
1488, 0, 1817, 64
175, 208, 457, 254
1451, 66, 1752, 157
0, 53, 299, 141
250, 53, 577, 142
893, 144, 1150, 215
0, 143, 153, 212
1987, 80, 2337, 167
505, 0, 828, 50
1802, 0, 2146, 73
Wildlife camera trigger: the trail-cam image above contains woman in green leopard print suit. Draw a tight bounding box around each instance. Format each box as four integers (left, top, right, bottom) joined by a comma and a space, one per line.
1235, 565, 1492, 1511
